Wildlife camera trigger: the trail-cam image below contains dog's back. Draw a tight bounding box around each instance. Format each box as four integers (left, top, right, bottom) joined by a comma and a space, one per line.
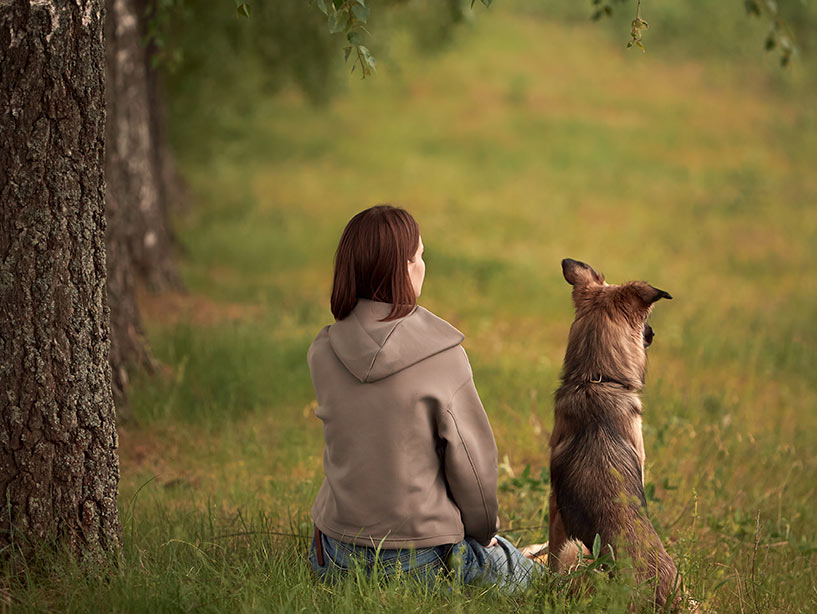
549, 259, 680, 609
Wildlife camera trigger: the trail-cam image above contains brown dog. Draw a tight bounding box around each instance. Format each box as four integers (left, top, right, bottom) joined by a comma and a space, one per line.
548, 258, 681, 609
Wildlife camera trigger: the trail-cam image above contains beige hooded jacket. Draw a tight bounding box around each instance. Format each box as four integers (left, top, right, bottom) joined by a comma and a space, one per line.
308, 299, 499, 548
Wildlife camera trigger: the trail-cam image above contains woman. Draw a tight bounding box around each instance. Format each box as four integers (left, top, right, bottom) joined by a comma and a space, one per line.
307, 205, 540, 590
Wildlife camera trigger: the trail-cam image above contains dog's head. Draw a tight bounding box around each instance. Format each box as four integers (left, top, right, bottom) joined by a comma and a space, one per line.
561, 258, 671, 387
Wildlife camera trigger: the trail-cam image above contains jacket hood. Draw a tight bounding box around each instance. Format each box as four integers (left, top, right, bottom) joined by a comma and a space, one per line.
327, 299, 465, 383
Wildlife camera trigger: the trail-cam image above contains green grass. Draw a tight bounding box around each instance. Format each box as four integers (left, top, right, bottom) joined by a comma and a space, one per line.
1, 504, 655, 613
6, 5, 817, 612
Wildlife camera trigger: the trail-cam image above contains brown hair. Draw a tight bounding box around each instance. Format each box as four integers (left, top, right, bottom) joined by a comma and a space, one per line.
330, 205, 420, 321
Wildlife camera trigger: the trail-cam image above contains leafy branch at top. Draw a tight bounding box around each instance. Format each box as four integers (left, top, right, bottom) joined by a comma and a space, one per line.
311, 0, 376, 77
310, 0, 493, 78
591, 0, 649, 52
593, 0, 797, 66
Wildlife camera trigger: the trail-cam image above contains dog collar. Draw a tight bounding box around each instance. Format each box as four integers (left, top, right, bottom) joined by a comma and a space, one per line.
589, 374, 635, 390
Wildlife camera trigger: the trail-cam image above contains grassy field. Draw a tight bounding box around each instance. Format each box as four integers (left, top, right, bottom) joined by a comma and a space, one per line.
8, 5, 817, 612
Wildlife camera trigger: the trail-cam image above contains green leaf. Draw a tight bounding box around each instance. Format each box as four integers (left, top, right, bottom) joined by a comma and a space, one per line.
316, 0, 328, 16
780, 35, 793, 51
359, 45, 376, 70
592, 534, 601, 559
354, 0, 366, 5
481, 0, 492, 7
351, 4, 369, 23
765, 35, 777, 51
744, 0, 762, 16
328, 9, 347, 34
344, 46, 352, 62
346, 30, 361, 45
235, 3, 250, 18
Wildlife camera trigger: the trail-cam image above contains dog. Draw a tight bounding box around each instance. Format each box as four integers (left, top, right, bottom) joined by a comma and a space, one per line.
548, 258, 681, 610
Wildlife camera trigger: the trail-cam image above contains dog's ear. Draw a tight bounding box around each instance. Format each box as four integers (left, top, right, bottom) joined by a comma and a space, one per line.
631, 282, 672, 306
562, 258, 605, 287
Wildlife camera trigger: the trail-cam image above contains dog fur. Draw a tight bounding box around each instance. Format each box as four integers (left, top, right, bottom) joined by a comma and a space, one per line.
548, 258, 681, 609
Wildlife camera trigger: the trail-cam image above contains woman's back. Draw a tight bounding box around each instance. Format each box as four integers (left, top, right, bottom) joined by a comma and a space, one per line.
309, 299, 498, 549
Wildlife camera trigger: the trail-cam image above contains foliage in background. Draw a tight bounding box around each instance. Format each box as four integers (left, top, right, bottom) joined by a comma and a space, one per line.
155, 0, 481, 164
304, 0, 812, 73
153, 0, 337, 105
306, 0, 494, 76
310, 0, 378, 77
151, 0, 817, 137
518, 0, 817, 67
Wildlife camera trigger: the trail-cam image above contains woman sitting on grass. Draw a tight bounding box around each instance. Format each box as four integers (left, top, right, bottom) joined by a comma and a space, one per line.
307, 205, 541, 590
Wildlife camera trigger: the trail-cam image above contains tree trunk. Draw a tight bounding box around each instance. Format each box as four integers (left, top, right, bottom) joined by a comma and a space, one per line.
105, 0, 185, 406
105, 0, 179, 293
146, 57, 187, 215
0, 0, 121, 555
141, 0, 187, 215
104, 0, 151, 406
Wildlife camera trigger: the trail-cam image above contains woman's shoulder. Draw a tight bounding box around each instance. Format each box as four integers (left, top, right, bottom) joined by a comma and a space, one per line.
310, 325, 331, 345
408, 307, 472, 379
307, 325, 331, 364
410, 305, 464, 345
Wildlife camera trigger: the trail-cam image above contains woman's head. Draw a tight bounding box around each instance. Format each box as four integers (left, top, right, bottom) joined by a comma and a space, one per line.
331, 205, 424, 321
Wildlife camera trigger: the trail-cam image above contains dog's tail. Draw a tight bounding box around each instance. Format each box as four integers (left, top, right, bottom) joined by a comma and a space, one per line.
553, 539, 593, 572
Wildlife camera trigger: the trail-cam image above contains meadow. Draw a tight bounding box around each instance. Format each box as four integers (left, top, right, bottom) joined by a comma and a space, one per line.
7, 3, 817, 612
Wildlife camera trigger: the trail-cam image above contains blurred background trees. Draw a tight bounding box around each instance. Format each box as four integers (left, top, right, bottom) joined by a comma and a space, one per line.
106, 0, 816, 409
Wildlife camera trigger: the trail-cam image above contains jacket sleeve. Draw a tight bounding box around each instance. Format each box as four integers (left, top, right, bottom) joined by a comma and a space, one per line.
437, 374, 499, 546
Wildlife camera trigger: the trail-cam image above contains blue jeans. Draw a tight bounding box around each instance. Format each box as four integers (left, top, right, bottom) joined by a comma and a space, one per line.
308, 528, 542, 592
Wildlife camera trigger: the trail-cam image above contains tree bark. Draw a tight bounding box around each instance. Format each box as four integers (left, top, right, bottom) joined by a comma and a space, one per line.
0, 0, 121, 555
